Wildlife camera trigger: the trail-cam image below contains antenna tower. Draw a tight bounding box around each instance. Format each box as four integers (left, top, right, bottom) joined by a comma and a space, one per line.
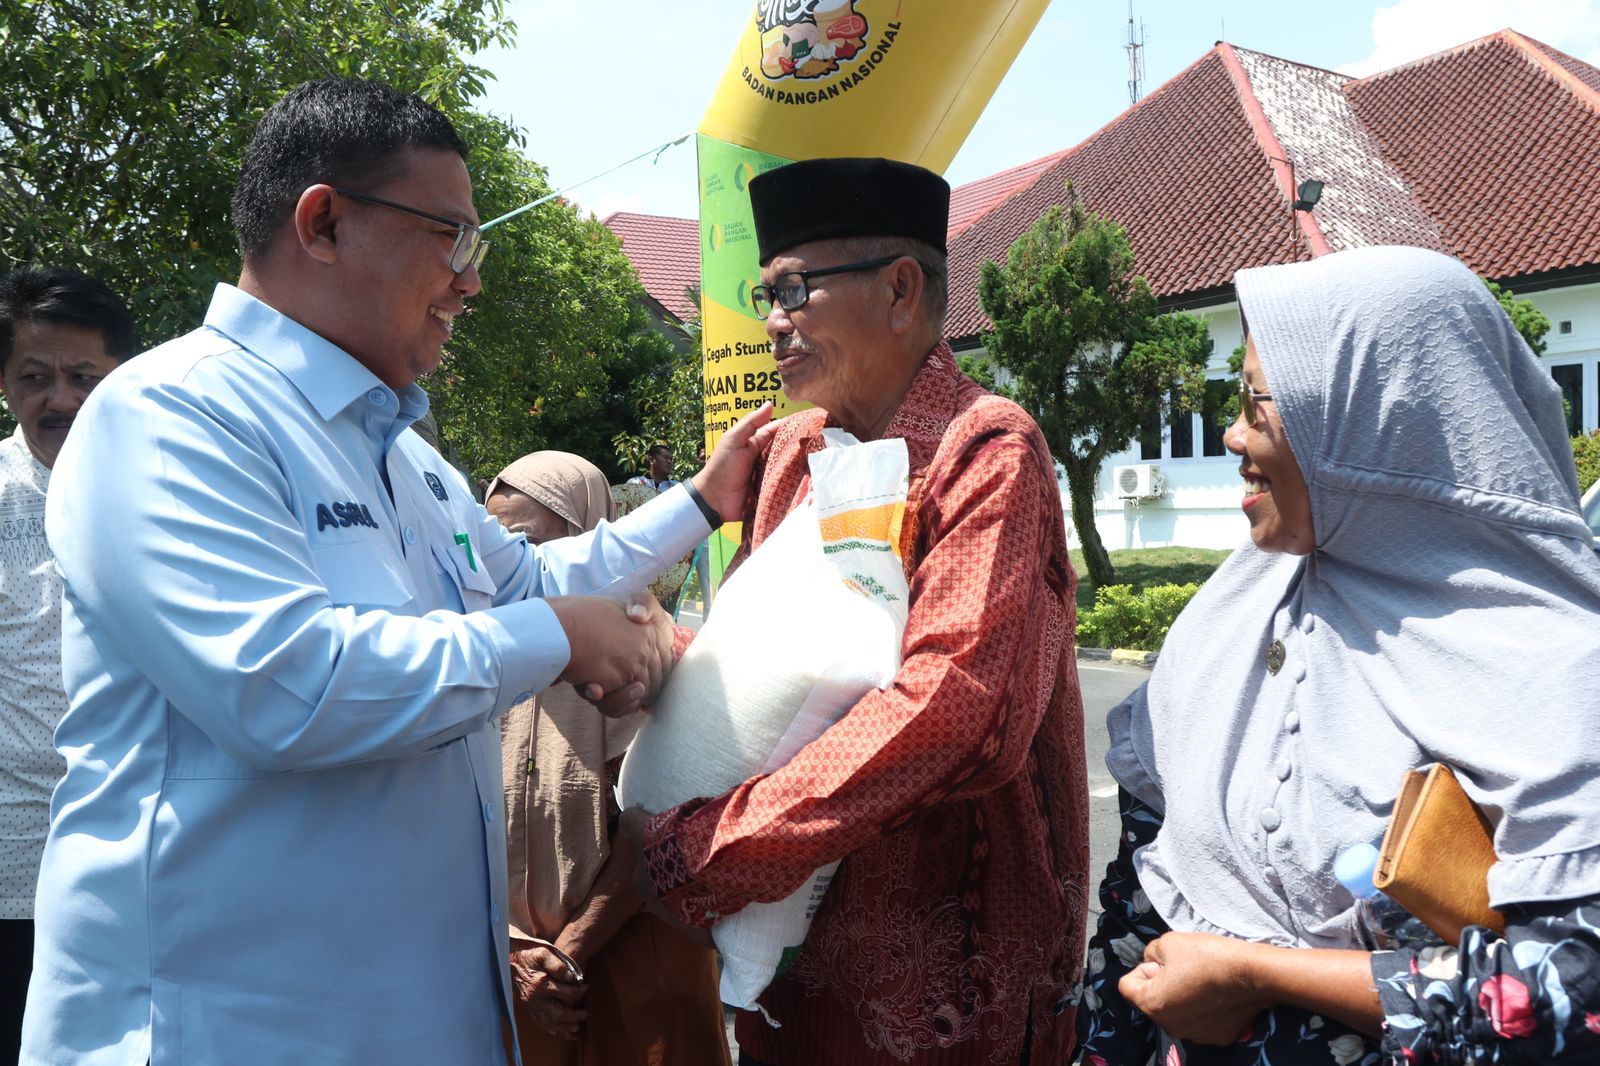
1126, 2, 1148, 104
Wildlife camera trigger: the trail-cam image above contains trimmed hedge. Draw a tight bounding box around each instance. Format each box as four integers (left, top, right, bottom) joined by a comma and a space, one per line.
1076, 582, 1202, 652
1574, 432, 1600, 495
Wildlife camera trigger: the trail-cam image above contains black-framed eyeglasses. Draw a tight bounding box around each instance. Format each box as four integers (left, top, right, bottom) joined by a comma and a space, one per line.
333, 187, 490, 274
750, 255, 903, 320
1240, 379, 1275, 426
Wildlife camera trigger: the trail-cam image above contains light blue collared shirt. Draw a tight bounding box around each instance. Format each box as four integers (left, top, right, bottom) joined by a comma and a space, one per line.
23, 285, 708, 1065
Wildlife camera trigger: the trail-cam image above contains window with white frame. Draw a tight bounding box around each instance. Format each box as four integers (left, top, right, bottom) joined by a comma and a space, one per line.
1139, 374, 1233, 461
1543, 354, 1599, 436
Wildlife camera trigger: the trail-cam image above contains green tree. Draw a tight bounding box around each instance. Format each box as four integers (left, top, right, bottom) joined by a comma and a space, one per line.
0, 0, 673, 473
978, 186, 1210, 589
612, 292, 707, 479
1486, 279, 1552, 355
955, 352, 1010, 397
0, 0, 513, 345
1572, 431, 1600, 495
432, 114, 677, 483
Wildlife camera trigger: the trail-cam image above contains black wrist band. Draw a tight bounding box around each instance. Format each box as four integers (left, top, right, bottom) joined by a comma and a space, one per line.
683, 479, 724, 529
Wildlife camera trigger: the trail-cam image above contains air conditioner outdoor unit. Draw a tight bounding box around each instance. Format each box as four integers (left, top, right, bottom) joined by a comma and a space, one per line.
1114, 463, 1162, 500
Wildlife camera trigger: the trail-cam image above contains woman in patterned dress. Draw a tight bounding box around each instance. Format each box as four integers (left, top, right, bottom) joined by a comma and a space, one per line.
1076, 246, 1600, 1065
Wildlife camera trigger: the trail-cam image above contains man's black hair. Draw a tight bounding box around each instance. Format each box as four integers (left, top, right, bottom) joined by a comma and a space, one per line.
0, 265, 137, 375
647, 444, 672, 459
231, 77, 469, 259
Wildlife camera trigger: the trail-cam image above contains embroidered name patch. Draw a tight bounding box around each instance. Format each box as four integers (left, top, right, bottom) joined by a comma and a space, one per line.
424, 471, 449, 501
316, 502, 379, 531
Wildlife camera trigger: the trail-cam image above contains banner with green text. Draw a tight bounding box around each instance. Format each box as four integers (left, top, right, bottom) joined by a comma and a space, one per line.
697, 0, 1050, 580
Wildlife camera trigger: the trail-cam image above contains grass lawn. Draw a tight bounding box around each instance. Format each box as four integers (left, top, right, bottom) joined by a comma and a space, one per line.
1068, 546, 1233, 612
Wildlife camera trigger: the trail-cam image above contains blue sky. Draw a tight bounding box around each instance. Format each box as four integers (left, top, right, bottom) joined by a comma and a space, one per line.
474, 0, 1599, 220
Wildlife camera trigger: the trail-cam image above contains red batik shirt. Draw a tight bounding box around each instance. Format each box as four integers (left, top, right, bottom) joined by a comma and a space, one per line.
644, 346, 1091, 1065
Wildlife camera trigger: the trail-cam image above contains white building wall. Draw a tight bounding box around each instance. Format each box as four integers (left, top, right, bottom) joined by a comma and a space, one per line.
1081, 302, 1247, 550
977, 281, 1600, 552
1531, 282, 1600, 440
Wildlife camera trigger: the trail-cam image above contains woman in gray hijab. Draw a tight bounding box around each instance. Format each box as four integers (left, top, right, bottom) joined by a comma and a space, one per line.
486, 453, 731, 1066
1076, 246, 1600, 1064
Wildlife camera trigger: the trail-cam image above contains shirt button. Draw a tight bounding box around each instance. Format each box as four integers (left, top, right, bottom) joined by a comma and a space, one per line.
1262, 865, 1279, 884
403, 526, 417, 544
1289, 661, 1307, 683
484, 802, 495, 824
1260, 808, 1282, 832
1285, 711, 1301, 733
1276, 758, 1292, 781
367, 388, 387, 406
1302, 614, 1316, 634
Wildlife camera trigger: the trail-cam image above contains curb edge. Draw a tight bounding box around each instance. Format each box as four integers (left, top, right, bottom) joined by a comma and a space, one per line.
1076, 646, 1158, 667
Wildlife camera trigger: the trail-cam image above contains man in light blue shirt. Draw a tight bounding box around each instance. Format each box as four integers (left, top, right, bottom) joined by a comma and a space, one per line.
22, 77, 772, 1064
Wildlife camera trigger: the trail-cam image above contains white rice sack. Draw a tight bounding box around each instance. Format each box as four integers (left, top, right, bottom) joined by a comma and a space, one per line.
618, 431, 910, 1011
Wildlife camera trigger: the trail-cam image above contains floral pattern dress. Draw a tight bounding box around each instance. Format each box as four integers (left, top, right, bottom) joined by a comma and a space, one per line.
1075, 790, 1600, 1065
610, 482, 693, 614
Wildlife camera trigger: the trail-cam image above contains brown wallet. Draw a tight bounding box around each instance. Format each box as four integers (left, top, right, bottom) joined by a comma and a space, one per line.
1374, 763, 1506, 942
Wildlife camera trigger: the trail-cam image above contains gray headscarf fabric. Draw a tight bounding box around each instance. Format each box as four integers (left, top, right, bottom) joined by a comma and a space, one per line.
1108, 245, 1600, 948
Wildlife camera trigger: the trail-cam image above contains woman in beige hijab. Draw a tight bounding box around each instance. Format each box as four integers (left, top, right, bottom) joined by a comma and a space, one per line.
487, 452, 731, 1066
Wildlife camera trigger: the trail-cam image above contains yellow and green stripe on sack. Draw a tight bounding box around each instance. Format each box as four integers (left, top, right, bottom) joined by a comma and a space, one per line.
816, 497, 906, 605
819, 499, 908, 585
808, 433, 912, 629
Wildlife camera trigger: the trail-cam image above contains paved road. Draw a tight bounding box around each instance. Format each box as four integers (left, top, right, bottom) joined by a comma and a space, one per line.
1076, 659, 1150, 921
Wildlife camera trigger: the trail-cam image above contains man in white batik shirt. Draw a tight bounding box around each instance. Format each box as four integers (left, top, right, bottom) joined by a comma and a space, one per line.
0, 265, 135, 1060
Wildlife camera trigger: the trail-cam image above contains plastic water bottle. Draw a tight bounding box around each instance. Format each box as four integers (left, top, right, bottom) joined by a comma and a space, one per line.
1334, 843, 1437, 949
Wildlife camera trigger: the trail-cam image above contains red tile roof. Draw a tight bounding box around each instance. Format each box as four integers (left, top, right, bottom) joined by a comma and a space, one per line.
1523, 34, 1600, 100
946, 48, 1312, 339
601, 212, 700, 322
1345, 30, 1600, 281
599, 31, 1600, 343
946, 150, 1069, 241
1227, 47, 1443, 255
944, 28, 1600, 342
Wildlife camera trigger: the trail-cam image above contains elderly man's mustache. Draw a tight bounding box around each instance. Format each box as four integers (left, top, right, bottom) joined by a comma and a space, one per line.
38, 415, 75, 430
773, 337, 815, 358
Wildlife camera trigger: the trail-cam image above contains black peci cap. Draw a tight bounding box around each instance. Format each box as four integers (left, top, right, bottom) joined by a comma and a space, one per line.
749, 157, 950, 265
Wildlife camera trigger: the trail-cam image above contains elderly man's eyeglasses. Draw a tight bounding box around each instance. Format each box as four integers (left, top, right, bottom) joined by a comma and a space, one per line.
334, 188, 490, 274
750, 255, 904, 320
1240, 380, 1275, 426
